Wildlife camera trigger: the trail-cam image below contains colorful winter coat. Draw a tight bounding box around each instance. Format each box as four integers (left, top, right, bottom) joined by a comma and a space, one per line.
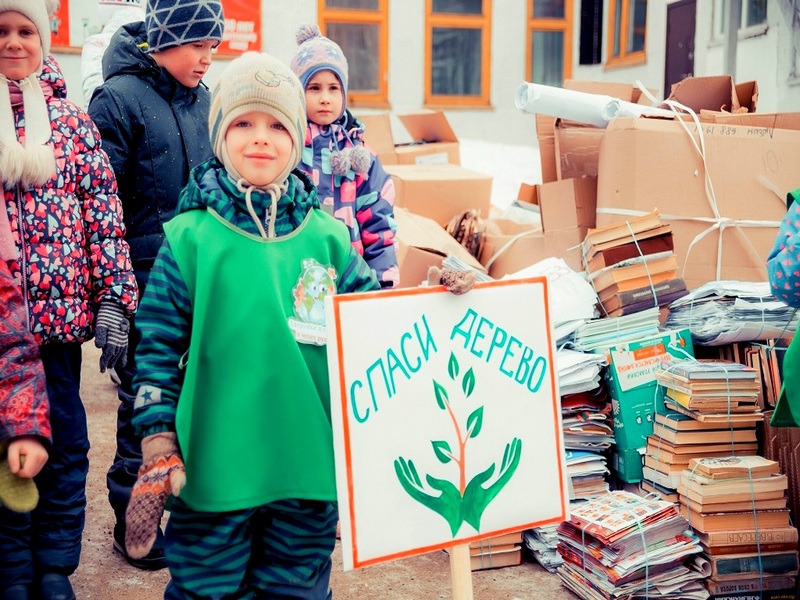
768, 187, 800, 307
0, 260, 50, 445
132, 160, 380, 510
88, 21, 214, 270
3, 57, 137, 346
298, 109, 399, 288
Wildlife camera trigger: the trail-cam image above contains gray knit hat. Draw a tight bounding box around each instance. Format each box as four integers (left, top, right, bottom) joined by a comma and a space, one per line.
209, 52, 307, 185
145, 0, 224, 53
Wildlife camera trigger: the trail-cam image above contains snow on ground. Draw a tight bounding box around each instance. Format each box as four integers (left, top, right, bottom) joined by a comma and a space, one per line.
459, 138, 542, 215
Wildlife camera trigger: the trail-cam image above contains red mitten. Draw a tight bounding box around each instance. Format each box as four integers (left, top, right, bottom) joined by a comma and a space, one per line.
125, 432, 185, 559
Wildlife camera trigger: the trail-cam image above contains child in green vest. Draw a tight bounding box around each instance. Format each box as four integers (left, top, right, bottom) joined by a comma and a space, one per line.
122, 51, 381, 599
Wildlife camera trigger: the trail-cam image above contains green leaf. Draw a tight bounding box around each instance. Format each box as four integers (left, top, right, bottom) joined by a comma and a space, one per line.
433, 380, 449, 410
432, 440, 454, 464
448, 352, 459, 380
462, 367, 475, 397
466, 407, 484, 438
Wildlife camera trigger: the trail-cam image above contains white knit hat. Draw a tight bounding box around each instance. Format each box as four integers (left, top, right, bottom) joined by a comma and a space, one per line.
209, 52, 307, 186
0, 0, 51, 56
0, 0, 56, 189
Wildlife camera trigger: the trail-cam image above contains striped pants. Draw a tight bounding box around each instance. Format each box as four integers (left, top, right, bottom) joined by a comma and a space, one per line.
163, 498, 337, 599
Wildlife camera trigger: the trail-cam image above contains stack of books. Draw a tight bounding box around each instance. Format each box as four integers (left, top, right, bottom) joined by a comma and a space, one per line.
566, 450, 610, 501
580, 209, 688, 317
678, 456, 799, 599
572, 306, 661, 353
644, 360, 763, 499
556, 491, 708, 599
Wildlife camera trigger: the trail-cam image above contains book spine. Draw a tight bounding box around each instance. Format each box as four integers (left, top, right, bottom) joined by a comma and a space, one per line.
712, 551, 799, 580
707, 591, 796, 600
701, 528, 799, 546
610, 277, 687, 307
705, 575, 797, 595
705, 543, 799, 556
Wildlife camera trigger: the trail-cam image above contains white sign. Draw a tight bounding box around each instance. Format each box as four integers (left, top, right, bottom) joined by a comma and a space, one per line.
326, 278, 569, 570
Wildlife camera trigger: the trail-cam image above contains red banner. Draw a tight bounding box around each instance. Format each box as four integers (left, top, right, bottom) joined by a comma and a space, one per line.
218, 0, 262, 55
49, 0, 71, 49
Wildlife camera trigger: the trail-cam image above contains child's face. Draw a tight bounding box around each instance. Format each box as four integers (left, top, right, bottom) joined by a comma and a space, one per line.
0, 11, 42, 82
304, 70, 344, 127
225, 111, 293, 187
151, 40, 217, 88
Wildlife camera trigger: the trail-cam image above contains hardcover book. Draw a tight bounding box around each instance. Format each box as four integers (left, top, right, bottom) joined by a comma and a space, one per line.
687, 455, 781, 480
681, 507, 791, 532
584, 232, 675, 274
708, 550, 799, 580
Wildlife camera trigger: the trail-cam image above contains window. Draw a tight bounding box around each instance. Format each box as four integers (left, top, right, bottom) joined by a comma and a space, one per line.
318, 0, 389, 107
527, 0, 573, 87
713, 0, 768, 38
607, 0, 647, 67
579, 0, 603, 66
425, 0, 492, 107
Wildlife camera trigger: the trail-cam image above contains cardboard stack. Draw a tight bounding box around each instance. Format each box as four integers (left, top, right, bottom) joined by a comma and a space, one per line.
677, 457, 799, 599
445, 532, 523, 571
593, 84, 800, 290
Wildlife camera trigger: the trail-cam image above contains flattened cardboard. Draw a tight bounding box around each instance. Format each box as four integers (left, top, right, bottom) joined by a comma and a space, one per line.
394, 208, 486, 289
663, 75, 758, 113
537, 176, 597, 237
596, 117, 800, 289
385, 164, 491, 227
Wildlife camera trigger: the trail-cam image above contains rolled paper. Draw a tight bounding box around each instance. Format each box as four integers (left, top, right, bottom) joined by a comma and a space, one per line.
515, 81, 674, 128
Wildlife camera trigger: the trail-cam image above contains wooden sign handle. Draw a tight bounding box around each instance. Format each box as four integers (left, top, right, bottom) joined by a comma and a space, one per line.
449, 544, 474, 600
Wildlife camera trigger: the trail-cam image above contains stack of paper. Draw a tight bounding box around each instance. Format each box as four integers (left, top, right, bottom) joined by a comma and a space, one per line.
561, 388, 615, 452
557, 348, 608, 396
572, 307, 661, 352
566, 450, 610, 500
556, 491, 708, 599
665, 281, 799, 345
505, 257, 599, 345
523, 525, 563, 573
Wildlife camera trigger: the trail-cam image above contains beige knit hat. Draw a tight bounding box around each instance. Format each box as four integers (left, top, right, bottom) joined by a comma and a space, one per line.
209, 52, 307, 185
0, 0, 56, 190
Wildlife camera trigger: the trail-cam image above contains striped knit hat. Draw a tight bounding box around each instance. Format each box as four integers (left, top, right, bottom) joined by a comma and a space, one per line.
209, 52, 306, 185
145, 0, 224, 53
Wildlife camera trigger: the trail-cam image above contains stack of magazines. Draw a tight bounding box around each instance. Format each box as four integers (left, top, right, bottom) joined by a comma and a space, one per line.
557, 490, 709, 599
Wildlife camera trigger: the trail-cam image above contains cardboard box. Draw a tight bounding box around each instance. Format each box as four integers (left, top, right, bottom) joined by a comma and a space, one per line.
357, 113, 398, 165
385, 164, 492, 227
663, 75, 758, 114
536, 81, 657, 183
612, 447, 645, 483
394, 208, 486, 288
357, 111, 460, 166
604, 328, 694, 455
596, 117, 800, 289
396, 112, 460, 165
700, 111, 800, 131
479, 177, 596, 277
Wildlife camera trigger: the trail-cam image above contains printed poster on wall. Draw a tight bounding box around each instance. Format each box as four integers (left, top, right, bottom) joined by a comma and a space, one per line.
325, 278, 569, 571
49, 0, 260, 54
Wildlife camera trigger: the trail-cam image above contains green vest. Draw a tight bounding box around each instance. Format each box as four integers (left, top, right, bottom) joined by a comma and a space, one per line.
164, 208, 351, 511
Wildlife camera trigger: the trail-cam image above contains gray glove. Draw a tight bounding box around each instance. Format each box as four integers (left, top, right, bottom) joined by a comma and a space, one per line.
94, 301, 130, 373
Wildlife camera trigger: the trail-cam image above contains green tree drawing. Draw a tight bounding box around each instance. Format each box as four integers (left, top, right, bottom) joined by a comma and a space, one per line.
394, 352, 522, 537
